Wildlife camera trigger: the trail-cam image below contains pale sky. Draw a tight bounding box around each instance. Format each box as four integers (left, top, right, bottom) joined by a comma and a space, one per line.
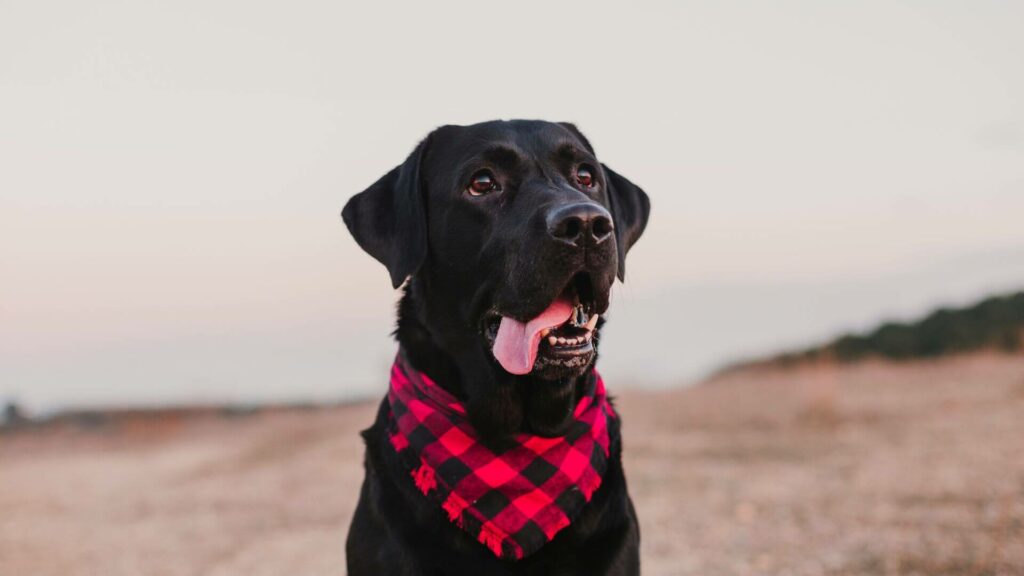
2, 1, 1023, 413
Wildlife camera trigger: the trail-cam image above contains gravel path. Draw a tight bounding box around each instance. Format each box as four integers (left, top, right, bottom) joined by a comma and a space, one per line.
2, 353, 1023, 575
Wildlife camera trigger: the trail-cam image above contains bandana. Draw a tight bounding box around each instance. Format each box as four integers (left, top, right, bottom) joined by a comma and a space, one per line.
386, 354, 616, 561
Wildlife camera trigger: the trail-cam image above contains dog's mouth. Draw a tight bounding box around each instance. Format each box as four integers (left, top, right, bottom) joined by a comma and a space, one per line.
482, 272, 601, 376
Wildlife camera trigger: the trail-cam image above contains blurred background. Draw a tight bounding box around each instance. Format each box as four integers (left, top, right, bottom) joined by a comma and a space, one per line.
2, 1, 1023, 575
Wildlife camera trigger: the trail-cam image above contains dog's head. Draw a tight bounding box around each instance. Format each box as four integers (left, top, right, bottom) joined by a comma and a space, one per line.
343, 120, 649, 436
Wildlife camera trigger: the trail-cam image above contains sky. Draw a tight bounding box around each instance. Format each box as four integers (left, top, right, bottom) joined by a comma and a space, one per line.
2, 1, 1023, 414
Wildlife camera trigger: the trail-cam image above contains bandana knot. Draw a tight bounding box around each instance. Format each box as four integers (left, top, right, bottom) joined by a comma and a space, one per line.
386, 354, 616, 561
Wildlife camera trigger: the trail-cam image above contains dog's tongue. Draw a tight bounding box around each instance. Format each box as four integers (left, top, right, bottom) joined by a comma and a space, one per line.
493, 297, 574, 375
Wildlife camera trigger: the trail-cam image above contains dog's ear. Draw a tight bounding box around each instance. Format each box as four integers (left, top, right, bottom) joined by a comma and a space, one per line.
602, 163, 650, 281
342, 136, 431, 288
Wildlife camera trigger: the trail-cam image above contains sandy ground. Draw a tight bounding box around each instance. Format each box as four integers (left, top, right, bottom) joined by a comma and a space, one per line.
2, 353, 1023, 576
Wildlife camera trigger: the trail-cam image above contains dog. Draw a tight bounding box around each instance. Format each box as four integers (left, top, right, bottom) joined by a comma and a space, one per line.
342, 120, 649, 575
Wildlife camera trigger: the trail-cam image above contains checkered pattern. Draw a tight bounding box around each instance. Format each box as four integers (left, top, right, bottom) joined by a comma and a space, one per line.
386, 354, 616, 561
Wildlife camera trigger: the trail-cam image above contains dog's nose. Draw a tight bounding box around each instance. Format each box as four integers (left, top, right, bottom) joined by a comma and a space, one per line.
546, 202, 614, 248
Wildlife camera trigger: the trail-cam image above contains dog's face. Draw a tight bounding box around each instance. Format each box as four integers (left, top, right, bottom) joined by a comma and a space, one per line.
343, 120, 649, 433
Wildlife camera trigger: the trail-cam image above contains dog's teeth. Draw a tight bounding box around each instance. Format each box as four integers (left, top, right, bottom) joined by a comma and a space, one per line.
548, 336, 558, 346
585, 314, 599, 331
557, 337, 567, 345
540, 328, 551, 337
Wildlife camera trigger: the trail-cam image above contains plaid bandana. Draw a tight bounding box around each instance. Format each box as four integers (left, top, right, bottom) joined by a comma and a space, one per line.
386, 354, 616, 561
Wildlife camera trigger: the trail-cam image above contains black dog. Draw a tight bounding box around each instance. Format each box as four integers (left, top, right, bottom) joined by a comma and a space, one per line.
342, 120, 649, 575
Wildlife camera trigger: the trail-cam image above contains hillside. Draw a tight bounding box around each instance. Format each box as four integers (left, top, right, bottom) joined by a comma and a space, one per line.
760, 291, 1024, 368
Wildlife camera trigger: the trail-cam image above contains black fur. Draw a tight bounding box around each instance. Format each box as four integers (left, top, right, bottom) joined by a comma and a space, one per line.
342, 120, 649, 575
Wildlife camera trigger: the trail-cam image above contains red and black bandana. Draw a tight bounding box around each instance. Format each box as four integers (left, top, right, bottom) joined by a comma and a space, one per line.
386, 354, 616, 561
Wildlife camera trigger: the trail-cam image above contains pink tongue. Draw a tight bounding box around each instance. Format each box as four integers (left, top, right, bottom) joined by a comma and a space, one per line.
492, 297, 574, 375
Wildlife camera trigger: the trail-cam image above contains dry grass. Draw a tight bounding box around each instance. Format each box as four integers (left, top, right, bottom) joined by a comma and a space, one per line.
2, 353, 1024, 575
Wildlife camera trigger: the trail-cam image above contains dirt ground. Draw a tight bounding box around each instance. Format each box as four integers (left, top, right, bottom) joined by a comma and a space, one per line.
2, 353, 1023, 576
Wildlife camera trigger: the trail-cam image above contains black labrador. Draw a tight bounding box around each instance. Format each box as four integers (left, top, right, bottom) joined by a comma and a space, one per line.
342, 120, 650, 575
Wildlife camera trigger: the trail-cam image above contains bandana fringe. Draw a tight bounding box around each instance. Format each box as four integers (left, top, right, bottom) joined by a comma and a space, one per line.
412, 463, 437, 493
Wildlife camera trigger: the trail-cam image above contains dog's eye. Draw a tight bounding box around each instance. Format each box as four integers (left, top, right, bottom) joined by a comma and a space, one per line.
576, 165, 595, 189
468, 171, 500, 196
